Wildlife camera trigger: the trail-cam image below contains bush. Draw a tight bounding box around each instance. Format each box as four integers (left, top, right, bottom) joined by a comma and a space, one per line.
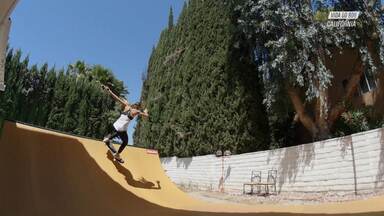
333, 107, 384, 137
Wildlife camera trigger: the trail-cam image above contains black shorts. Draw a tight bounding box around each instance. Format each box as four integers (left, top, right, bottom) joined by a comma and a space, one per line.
106, 125, 128, 145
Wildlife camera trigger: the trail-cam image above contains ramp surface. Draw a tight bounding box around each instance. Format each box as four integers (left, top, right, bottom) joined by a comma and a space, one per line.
1, 121, 384, 216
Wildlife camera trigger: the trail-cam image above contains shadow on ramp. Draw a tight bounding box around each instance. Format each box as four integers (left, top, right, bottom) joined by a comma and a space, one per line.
106, 151, 161, 190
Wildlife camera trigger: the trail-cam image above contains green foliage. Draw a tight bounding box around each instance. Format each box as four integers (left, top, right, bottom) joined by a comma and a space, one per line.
134, 0, 270, 157
238, 0, 383, 105
237, 0, 384, 141
0, 49, 126, 139
0, 110, 4, 135
168, 6, 174, 30
314, 9, 331, 22
333, 107, 384, 137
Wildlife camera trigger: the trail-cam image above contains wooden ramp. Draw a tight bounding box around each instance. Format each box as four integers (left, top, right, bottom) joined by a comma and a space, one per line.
1, 121, 384, 216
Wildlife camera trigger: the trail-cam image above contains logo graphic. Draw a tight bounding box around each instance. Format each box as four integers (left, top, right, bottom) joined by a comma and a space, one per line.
327, 11, 360, 28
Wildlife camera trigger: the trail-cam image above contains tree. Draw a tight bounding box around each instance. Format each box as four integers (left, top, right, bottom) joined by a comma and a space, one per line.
237, 0, 384, 141
46, 70, 68, 130
134, 0, 270, 156
168, 6, 174, 30
68, 60, 90, 76
1, 48, 126, 139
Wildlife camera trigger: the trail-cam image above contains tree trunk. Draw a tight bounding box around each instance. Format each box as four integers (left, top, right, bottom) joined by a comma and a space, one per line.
328, 54, 364, 129
287, 86, 319, 138
315, 47, 331, 139
288, 40, 381, 140
316, 87, 330, 139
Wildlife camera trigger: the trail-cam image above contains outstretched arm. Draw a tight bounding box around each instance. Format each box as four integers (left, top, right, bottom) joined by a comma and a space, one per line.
102, 85, 128, 106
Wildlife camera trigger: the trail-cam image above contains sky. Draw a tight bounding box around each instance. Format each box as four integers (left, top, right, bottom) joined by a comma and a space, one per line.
9, 0, 185, 144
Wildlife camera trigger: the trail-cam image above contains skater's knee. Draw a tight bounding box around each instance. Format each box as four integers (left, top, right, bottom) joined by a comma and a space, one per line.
121, 138, 128, 146
121, 134, 128, 145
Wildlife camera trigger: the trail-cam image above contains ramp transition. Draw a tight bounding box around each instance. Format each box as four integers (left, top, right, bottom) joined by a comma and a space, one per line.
1, 121, 384, 216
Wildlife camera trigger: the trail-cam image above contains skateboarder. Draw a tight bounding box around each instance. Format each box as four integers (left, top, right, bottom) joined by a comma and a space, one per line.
101, 84, 149, 163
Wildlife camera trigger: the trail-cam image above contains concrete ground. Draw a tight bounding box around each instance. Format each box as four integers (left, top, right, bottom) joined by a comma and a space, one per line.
183, 189, 384, 206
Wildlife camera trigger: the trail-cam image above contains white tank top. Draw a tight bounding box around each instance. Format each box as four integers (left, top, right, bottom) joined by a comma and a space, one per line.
113, 111, 133, 132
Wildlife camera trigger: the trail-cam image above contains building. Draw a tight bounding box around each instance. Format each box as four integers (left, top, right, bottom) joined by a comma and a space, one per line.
0, 0, 19, 91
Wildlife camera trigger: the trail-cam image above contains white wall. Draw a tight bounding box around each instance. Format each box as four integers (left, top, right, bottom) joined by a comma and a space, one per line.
161, 128, 384, 195
0, 17, 10, 91
0, 0, 18, 91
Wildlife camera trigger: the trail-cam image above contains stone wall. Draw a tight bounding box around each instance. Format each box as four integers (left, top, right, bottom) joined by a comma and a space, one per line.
161, 128, 384, 196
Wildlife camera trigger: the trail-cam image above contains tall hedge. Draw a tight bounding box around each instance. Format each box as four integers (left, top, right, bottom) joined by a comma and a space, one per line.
134, 0, 269, 157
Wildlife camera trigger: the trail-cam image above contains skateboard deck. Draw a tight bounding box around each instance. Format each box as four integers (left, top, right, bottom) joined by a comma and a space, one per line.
114, 156, 124, 163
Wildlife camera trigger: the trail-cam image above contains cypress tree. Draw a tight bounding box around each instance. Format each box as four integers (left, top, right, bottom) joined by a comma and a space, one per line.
134, 0, 269, 156
1, 48, 126, 139
168, 6, 174, 30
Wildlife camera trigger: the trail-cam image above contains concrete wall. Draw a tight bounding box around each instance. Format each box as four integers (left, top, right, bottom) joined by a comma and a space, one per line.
161, 128, 384, 195
0, 0, 18, 91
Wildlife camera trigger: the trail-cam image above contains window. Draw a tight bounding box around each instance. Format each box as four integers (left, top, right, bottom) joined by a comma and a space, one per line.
359, 71, 377, 94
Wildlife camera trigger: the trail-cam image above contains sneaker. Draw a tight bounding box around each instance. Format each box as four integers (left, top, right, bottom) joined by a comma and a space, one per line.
114, 153, 120, 158
114, 153, 124, 163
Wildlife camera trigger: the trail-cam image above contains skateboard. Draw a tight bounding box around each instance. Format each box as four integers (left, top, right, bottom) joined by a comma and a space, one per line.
104, 140, 124, 163
113, 155, 124, 164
